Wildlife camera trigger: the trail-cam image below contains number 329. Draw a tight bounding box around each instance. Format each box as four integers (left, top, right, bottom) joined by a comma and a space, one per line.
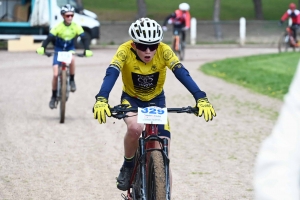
141, 107, 165, 115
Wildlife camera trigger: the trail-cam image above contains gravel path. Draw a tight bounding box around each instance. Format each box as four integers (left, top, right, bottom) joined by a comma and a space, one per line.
0, 47, 281, 200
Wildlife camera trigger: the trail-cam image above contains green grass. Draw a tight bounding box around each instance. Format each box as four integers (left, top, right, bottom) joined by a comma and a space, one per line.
84, 0, 294, 21
200, 52, 299, 100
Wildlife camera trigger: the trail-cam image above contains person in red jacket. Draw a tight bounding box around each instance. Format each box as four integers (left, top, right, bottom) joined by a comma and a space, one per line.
162, 3, 191, 45
279, 2, 300, 46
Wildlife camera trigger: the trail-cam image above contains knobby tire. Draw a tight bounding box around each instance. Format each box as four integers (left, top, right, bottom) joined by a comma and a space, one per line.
60, 70, 67, 123
278, 33, 288, 53
132, 150, 142, 200
147, 151, 166, 200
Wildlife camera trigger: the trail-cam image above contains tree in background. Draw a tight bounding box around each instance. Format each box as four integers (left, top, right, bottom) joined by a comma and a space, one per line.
213, 0, 222, 40
253, 0, 264, 20
137, 0, 147, 19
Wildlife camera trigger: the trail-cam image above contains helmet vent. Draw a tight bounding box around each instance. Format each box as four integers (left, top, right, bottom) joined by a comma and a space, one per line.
137, 26, 142, 37
131, 30, 136, 39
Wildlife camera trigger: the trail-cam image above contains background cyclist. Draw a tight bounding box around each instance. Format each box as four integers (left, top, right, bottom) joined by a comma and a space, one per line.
279, 2, 300, 46
36, 4, 93, 109
93, 18, 216, 192
162, 2, 191, 47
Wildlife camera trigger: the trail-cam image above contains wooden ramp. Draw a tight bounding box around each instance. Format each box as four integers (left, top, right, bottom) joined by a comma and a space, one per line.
8, 36, 42, 52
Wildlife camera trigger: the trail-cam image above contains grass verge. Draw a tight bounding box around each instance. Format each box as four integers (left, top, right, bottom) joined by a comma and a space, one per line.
200, 52, 299, 100
84, 0, 293, 21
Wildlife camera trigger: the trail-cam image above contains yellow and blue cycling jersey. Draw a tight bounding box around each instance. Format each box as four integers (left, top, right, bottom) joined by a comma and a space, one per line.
50, 21, 84, 51
97, 40, 207, 102
109, 40, 180, 101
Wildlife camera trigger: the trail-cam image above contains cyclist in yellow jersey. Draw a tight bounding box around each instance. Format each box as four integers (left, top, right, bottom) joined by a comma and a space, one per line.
93, 18, 216, 191
36, 4, 93, 109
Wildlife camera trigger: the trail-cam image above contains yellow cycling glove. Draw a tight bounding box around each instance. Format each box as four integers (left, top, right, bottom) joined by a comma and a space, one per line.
195, 97, 216, 122
36, 47, 45, 55
85, 50, 93, 57
93, 97, 111, 124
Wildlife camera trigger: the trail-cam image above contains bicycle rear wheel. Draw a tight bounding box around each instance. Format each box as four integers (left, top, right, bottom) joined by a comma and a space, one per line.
60, 70, 67, 123
147, 151, 166, 200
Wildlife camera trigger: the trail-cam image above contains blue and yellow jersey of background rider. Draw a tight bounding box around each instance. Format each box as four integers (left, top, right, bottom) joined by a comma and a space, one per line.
50, 22, 84, 50
110, 40, 180, 101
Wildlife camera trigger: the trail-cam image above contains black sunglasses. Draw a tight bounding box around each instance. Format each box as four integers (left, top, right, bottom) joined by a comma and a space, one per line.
135, 43, 159, 51
65, 14, 74, 18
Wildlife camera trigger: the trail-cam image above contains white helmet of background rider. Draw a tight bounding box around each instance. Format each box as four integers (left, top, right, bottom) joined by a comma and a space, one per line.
179, 3, 190, 11
128, 18, 164, 45
61, 4, 75, 15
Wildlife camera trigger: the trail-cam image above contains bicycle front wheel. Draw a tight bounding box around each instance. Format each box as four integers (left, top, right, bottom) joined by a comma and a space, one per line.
278, 33, 290, 53
147, 151, 166, 200
60, 70, 67, 123
179, 41, 185, 61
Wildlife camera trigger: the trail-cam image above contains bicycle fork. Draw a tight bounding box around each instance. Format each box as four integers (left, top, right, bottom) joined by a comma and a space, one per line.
139, 137, 147, 200
138, 135, 171, 200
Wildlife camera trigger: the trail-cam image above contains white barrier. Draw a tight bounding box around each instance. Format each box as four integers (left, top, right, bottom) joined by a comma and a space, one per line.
190, 17, 197, 45
239, 17, 246, 46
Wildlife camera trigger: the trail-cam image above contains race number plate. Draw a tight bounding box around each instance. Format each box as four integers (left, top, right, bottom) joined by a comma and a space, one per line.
57, 52, 72, 64
137, 107, 168, 124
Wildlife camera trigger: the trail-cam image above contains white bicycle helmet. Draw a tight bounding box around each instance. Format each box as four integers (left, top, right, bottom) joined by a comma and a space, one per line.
128, 18, 163, 44
61, 4, 75, 15
179, 3, 190, 11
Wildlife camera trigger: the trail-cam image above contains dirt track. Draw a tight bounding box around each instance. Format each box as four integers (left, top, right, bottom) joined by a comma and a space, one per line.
0, 47, 281, 200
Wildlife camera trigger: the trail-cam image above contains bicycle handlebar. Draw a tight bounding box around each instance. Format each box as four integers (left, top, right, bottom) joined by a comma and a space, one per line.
44, 52, 85, 57
110, 104, 198, 120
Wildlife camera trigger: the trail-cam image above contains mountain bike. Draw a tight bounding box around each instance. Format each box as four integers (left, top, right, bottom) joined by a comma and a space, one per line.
278, 26, 300, 53
45, 51, 84, 123
172, 28, 185, 61
110, 104, 197, 200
